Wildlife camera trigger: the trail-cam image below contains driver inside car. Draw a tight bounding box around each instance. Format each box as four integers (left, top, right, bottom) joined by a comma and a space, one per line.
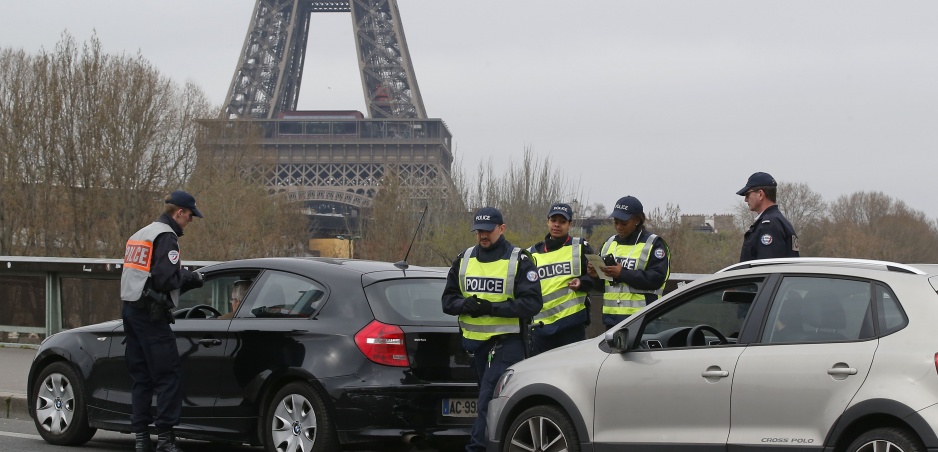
220, 280, 251, 319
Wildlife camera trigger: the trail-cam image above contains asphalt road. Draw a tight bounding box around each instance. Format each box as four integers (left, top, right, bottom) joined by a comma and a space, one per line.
0, 417, 262, 451
1, 346, 454, 451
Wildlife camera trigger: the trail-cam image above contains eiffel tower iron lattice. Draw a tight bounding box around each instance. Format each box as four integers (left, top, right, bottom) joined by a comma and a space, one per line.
203, 0, 454, 216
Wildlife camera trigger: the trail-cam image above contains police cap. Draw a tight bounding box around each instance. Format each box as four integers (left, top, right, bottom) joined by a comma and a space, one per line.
470, 207, 503, 232
166, 190, 204, 218
547, 203, 573, 220
611, 196, 643, 221
736, 172, 778, 196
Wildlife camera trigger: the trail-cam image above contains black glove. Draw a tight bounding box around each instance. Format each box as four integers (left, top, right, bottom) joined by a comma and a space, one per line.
463, 295, 481, 315
193, 271, 205, 288
474, 298, 492, 317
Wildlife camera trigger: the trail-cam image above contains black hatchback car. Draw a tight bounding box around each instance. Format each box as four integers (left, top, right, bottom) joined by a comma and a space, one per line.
27, 258, 477, 451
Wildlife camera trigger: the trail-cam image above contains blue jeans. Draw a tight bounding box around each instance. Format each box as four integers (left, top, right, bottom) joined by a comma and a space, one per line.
122, 301, 182, 433
466, 334, 525, 452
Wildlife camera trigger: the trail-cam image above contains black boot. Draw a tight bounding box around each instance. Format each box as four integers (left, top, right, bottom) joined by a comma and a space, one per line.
135, 432, 152, 452
155, 431, 184, 452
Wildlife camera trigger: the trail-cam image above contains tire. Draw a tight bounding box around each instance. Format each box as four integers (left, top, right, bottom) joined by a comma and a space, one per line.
504, 405, 579, 452
846, 427, 925, 452
31, 361, 97, 446
264, 382, 337, 452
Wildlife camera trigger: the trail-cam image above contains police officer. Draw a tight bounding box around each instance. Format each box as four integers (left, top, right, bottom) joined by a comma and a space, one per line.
526, 202, 595, 355
120, 190, 205, 452
588, 196, 670, 329
441, 207, 542, 452
737, 172, 800, 262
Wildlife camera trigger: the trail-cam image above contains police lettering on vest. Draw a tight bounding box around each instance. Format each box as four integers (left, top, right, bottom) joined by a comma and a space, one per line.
464, 277, 505, 294
616, 257, 639, 270
124, 241, 153, 272
537, 262, 572, 279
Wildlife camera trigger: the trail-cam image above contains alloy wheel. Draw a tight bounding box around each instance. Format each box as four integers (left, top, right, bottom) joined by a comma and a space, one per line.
271, 393, 318, 452
508, 414, 568, 452
853, 440, 906, 452
35, 372, 75, 434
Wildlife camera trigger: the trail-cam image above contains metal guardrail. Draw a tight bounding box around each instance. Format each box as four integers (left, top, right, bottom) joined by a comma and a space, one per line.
0, 256, 706, 344
0, 256, 216, 343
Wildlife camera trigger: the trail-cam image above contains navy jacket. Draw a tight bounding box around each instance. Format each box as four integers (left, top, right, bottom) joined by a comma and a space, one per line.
740, 205, 800, 262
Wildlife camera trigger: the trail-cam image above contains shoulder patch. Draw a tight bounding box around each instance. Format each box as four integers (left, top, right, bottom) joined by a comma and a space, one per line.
760, 234, 773, 246
654, 248, 666, 259
761, 219, 771, 224
168, 250, 180, 265
526, 270, 539, 282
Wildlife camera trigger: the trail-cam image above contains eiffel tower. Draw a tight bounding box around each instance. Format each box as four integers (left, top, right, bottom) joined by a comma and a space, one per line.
201, 0, 454, 224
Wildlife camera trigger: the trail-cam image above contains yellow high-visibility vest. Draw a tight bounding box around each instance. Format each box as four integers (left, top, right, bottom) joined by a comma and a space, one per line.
458, 246, 522, 342
600, 234, 667, 316
530, 238, 587, 326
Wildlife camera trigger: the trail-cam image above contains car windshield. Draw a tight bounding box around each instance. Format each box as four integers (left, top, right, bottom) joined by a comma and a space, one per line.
364, 278, 453, 326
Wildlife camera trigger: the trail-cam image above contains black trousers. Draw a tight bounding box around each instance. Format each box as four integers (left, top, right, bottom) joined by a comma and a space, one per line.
121, 301, 182, 433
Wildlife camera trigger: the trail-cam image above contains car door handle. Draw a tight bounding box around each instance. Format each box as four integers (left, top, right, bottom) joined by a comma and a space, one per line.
198, 339, 222, 347
827, 367, 857, 376
701, 370, 729, 378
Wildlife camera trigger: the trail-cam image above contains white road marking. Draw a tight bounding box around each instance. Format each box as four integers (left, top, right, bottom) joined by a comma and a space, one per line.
0, 430, 42, 440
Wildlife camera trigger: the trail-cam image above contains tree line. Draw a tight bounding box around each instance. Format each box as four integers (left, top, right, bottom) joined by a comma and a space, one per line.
357, 150, 938, 273
2, 35, 936, 272
0, 34, 305, 261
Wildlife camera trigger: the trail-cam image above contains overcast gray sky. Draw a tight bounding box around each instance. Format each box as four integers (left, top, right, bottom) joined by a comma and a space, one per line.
2, 1, 936, 220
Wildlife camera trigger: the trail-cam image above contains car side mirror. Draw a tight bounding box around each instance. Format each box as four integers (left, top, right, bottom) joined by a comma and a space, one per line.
604, 327, 632, 354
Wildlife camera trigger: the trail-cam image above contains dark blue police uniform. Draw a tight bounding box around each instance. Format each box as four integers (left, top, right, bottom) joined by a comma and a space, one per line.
122, 212, 202, 438
527, 234, 595, 354
740, 205, 800, 262
442, 234, 541, 452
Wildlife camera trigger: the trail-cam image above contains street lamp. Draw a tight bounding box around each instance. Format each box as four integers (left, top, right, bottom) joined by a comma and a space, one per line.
336, 234, 360, 258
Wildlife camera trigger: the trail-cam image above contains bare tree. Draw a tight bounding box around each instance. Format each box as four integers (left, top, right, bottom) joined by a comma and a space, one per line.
183, 121, 310, 260
0, 33, 211, 257
360, 165, 416, 263
459, 147, 583, 250
645, 204, 738, 274
810, 191, 938, 262
776, 182, 826, 233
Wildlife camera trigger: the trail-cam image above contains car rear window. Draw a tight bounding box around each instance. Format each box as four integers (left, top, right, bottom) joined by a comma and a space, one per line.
364, 278, 455, 326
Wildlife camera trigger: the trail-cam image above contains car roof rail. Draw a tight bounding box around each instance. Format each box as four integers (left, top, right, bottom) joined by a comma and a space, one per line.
717, 257, 926, 275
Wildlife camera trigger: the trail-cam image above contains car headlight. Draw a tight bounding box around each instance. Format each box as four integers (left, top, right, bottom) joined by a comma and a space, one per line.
493, 369, 514, 398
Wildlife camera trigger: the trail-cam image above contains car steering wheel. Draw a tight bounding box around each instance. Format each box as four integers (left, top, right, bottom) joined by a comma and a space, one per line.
184, 304, 222, 319
686, 324, 729, 347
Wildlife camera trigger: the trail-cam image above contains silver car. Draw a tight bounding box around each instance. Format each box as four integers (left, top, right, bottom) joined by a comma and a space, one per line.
488, 258, 938, 452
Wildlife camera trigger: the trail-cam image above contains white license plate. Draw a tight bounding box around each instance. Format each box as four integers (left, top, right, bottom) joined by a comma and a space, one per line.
442, 398, 478, 417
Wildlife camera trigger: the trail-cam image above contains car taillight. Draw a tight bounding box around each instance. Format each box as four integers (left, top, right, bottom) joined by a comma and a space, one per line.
355, 320, 410, 367
934, 353, 938, 376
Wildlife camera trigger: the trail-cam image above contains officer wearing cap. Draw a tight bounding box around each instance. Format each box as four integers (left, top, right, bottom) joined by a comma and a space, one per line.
441, 207, 542, 452
588, 196, 671, 329
737, 172, 800, 262
120, 190, 205, 452
526, 202, 595, 355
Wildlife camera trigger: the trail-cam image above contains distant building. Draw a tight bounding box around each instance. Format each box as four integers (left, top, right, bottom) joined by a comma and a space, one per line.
682, 214, 736, 233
